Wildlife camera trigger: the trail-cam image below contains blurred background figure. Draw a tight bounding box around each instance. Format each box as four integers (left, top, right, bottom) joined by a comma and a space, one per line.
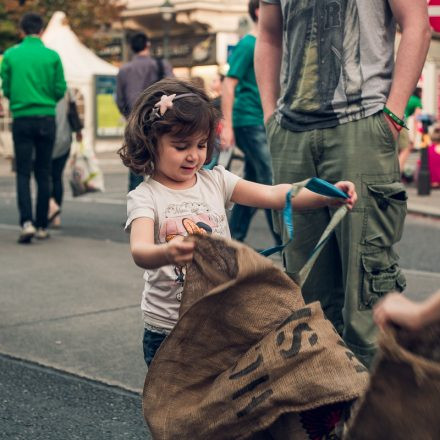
48, 89, 83, 228
221, 0, 281, 247
116, 31, 173, 192
190, 76, 206, 92
427, 123, 440, 188
399, 87, 423, 175
0, 12, 66, 243
203, 72, 225, 170
210, 72, 224, 112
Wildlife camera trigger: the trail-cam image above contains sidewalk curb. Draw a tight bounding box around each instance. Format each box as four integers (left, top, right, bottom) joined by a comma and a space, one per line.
0, 350, 143, 395
407, 203, 440, 219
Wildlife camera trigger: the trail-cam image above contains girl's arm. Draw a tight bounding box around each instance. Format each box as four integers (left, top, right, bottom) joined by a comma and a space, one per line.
130, 217, 195, 270
231, 180, 357, 210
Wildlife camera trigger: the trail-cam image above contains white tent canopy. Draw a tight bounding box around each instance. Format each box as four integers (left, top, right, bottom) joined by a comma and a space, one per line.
42, 11, 119, 151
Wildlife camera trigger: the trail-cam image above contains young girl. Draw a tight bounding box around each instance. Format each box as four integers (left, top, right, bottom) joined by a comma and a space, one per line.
118, 78, 357, 366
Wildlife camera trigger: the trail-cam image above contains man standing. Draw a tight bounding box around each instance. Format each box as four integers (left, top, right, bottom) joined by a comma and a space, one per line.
221, 0, 280, 246
256, 0, 431, 366
1, 12, 66, 243
116, 32, 173, 191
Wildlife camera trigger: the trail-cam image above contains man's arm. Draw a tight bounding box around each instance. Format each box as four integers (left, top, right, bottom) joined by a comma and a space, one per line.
255, 1, 283, 123
0, 54, 11, 99
220, 76, 238, 148
115, 71, 129, 118
53, 55, 67, 101
386, 0, 431, 136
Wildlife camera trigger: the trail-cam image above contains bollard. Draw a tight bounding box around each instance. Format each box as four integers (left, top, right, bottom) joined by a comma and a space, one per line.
417, 145, 431, 195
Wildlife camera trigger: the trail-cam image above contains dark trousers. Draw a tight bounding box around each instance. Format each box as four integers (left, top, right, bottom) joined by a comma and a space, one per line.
229, 125, 281, 245
12, 116, 56, 228
51, 151, 70, 207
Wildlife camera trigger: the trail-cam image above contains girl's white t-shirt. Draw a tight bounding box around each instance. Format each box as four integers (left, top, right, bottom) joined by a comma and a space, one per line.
126, 166, 241, 331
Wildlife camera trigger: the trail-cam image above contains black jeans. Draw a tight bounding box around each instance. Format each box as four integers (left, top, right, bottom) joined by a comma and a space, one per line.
51, 151, 70, 207
12, 116, 56, 228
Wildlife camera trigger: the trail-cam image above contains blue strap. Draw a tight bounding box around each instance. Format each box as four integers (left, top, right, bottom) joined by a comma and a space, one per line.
259, 178, 348, 258
259, 189, 293, 257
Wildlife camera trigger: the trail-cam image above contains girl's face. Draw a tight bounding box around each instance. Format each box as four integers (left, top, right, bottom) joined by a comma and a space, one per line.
153, 132, 208, 189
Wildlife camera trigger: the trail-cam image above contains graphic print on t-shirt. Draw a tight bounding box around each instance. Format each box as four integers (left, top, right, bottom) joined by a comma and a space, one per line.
158, 201, 227, 299
283, 0, 364, 122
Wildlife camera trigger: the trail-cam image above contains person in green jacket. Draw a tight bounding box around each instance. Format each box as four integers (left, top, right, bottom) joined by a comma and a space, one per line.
1, 12, 66, 243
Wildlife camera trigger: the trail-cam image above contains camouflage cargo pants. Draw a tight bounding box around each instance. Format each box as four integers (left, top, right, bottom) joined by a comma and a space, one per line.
266, 112, 407, 367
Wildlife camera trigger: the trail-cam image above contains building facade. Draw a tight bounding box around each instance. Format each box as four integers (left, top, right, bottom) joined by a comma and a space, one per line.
116, 0, 250, 80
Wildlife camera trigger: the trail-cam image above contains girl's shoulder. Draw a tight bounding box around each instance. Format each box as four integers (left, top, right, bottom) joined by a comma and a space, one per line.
199, 165, 238, 180
198, 166, 241, 199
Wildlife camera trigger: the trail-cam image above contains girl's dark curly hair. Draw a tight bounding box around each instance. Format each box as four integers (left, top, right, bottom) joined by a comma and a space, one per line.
118, 78, 221, 176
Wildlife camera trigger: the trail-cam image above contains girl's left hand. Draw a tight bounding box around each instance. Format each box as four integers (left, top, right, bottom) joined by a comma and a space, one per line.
328, 181, 357, 210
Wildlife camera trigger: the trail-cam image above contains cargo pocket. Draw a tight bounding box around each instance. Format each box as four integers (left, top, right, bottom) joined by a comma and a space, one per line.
360, 249, 406, 309
364, 182, 407, 247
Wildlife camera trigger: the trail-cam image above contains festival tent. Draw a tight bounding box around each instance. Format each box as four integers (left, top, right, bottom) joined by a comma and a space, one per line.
42, 11, 120, 151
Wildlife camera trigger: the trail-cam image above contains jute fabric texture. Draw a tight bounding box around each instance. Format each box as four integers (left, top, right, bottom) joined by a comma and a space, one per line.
143, 235, 369, 439
346, 323, 440, 440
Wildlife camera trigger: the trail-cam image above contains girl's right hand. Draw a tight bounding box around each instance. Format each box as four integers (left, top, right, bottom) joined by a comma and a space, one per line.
164, 236, 195, 266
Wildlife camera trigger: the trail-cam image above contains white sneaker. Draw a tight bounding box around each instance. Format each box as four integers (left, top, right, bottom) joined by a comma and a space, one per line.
18, 221, 36, 243
35, 228, 50, 240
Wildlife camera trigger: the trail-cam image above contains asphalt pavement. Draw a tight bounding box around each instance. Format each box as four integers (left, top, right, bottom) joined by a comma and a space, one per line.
0, 149, 439, 438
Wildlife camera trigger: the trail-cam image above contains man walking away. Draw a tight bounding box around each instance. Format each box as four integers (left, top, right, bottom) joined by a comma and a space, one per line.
1, 12, 66, 243
116, 32, 173, 191
221, 0, 281, 247
256, 0, 431, 367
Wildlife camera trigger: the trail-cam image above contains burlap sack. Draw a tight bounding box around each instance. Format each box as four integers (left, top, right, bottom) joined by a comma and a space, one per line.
345, 323, 440, 440
143, 235, 369, 439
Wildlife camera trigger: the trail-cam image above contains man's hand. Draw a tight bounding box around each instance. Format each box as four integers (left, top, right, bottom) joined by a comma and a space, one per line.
164, 236, 195, 266
264, 111, 276, 125
220, 123, 235, 150
327, 181, 357, 210
384, 115, 400, 141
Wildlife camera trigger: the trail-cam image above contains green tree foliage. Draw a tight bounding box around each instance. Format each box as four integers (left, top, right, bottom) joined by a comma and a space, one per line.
0, 0, 124, 53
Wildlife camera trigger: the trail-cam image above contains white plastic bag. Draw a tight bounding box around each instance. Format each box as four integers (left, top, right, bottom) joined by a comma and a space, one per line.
69, 142, 105, 197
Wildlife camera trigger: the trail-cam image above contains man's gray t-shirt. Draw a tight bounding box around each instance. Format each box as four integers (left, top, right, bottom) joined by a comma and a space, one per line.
263, 0, 396, 131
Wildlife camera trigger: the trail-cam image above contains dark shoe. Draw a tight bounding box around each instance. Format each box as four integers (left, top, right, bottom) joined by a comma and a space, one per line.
18, 221, 36, 244
35, 228, 50, 240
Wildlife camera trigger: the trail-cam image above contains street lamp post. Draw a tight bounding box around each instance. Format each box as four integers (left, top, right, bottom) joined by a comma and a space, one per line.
160, 0, 175, 61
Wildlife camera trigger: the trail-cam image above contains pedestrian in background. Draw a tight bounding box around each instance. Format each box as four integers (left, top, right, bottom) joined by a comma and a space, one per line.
0, 12, 66, 243
210, 72, 224, 112
118, 78, 357, 365
116, 32, 173, 192
48, 90, 83, 228
221, 0, 281, 247
256, 0, 431, 367
399, 87, 423, 174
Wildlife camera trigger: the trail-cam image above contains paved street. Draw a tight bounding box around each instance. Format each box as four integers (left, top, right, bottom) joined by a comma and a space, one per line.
0, 355, 150, 440
0, 151, 439, 438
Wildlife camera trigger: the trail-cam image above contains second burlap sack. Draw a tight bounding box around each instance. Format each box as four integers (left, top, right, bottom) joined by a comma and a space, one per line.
346, 323, 440, 440
143, 235, 369, 439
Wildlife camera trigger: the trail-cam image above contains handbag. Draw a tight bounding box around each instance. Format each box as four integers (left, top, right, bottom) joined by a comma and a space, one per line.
67, 91, 83, 132
69, 141, 104, 197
